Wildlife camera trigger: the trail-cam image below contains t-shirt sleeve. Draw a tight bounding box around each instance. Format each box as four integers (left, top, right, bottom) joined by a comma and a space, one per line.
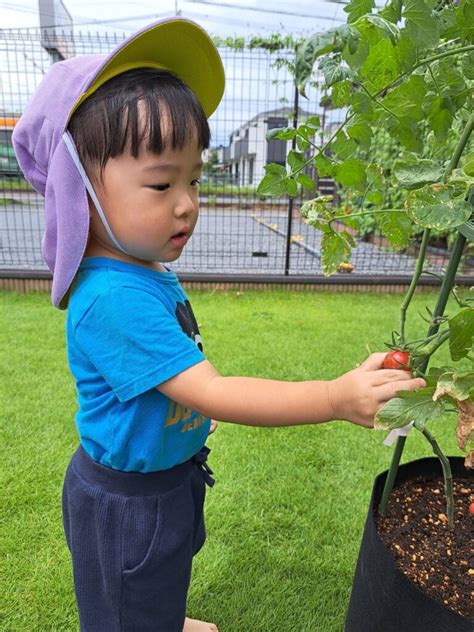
74, 285, 206, 402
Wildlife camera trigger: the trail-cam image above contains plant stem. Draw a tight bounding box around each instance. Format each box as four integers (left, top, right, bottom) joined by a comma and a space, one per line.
420, 427, 454, 529
445, 113, 474, 177
378, 45, 474, 101
399, 229, 431, 344
379, 231, 468, 517
379, 113, 472, 518
359, 83, 401, 120
413, 44, 474, 72
379, 436, 406, 518
328, 208, 405, 223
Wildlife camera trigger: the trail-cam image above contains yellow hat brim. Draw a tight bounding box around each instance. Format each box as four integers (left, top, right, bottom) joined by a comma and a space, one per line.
69, 18, 225, 121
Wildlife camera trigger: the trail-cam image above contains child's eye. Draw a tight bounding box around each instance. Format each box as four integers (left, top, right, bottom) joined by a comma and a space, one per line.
150, 184, 170, 192
191, 179, 200, 187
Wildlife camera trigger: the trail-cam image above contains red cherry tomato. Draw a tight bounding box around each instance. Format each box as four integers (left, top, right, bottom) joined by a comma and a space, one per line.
469, 502, 474, 516
383, 350, 411, 371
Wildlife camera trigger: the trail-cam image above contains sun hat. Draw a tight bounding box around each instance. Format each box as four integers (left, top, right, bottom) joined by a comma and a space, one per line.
12, 17, 225, 310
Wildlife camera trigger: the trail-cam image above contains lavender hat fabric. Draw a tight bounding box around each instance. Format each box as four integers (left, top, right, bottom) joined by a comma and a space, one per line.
12, 17, 225, 310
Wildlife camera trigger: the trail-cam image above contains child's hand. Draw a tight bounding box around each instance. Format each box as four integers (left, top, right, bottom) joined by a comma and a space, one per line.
209, 419, 218, 435
327, 352, 426, 428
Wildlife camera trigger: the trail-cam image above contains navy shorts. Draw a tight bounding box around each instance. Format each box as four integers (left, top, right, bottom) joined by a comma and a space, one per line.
61, 444, 215, 632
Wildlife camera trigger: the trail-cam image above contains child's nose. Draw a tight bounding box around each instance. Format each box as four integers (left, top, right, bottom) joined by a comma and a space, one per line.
174, 191, 196, 217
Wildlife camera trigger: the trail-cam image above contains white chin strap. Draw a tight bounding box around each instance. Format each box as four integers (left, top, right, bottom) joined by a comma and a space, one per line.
63, 131, 131, 256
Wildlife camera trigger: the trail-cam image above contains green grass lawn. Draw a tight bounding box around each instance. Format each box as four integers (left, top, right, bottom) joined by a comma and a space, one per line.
1, 287, 468, 631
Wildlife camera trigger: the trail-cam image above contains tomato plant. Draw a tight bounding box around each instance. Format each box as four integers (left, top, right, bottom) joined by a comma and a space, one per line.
257, 0, 474, 528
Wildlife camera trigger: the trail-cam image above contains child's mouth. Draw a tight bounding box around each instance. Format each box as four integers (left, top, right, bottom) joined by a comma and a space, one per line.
170, 231, 189, 247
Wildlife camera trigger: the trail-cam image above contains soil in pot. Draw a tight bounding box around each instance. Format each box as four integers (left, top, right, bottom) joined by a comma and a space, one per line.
375, 475, 474, 620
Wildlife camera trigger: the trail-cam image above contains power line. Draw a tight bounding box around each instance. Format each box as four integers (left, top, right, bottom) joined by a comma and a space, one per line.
185, 0, 345, 21
1, 1, 345, 31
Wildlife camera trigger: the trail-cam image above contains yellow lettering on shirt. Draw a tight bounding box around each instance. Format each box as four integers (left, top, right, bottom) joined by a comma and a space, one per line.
165, 400, 207, 432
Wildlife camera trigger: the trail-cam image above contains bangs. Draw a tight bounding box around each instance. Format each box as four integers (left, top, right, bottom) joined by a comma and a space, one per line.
68, 68, 211, 182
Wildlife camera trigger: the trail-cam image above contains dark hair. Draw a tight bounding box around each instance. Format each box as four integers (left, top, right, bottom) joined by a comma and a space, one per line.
67, 68, 211, 182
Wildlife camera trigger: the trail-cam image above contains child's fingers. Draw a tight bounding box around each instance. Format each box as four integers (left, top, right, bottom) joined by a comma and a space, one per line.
373, 369, 426, 388
376, 377, 426, 402
357, 352, 388, 371
372, 368, 418, 385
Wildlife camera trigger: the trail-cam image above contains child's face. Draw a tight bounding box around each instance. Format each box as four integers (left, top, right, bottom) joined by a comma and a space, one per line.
86, 116, 203, 269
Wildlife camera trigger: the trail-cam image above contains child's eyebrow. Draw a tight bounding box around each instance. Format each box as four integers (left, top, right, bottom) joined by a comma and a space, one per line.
142, 162, 203, 173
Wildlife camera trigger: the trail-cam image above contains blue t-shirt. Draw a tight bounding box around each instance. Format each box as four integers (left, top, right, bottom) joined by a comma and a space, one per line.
66, 256, 211, 472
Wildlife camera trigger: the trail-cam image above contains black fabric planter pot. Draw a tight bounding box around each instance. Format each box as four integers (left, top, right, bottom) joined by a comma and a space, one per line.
345, 457, 474, 632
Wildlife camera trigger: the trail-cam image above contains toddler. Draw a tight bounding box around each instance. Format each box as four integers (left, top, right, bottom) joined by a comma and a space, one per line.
13, 16, 425, 632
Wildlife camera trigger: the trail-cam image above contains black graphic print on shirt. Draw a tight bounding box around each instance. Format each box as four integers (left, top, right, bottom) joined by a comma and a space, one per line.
175, 300, 203, 352
164, 299, 208, 433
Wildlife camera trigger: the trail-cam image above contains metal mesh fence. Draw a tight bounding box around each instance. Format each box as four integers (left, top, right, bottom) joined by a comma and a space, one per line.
0, 28, 472, 282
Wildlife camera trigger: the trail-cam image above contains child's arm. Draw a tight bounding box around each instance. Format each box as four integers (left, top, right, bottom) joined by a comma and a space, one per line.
157, 352, 426, 428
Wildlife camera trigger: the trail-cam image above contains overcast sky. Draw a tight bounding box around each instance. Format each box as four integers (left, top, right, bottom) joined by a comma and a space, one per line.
2, 1, 386, 145
1, 0, 350, 37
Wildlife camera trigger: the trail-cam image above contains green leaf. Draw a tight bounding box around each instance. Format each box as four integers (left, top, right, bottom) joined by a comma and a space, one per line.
257, 164, 289, 197
359, 38, 401, 92
266, 127, 297, 141
393, 31, 417, 73
375, 210, 412, 249
332, 81, 353, 108
449, 307, 474, 362
462, 153, 474, 178
343, 36, 370, 70
347, 122, 373, 148
295, 25, 360, 96
334, 158, 367, 190
433, 370, 474, 403
366, 162, 384, 190
319, 55, 356, 87
402, 0, 440, 50
321, 231, 353, 276
427, 95, 455, 141
374, 387, 445, 431
296, 173, 315, 190
344, 0, 376, 23
396, 118, 424, 153
357, 14, 401, 45
287, 178, 298, 197
379, 0, 403, 23
306, 115, 321, 128
382, 75, 427, 121
300, 195, 334, 230
314, 153, 334, 177
367, 191, 384, 205
443, 0, 474, 45
462, 53, 474, 81
424, 366, 454, 389
296, 136, 309, 152
264, 163, 287, 176
331, 131, 358, 160
295, 32, 334, 96
438, 5, 457, 39
405, 183, 472, 230
351, 92, 373, 114
393, 158, 445, 190
288, 150, 306, 172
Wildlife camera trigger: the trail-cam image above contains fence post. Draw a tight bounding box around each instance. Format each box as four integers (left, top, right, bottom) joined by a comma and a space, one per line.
284, 83, 299, 275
